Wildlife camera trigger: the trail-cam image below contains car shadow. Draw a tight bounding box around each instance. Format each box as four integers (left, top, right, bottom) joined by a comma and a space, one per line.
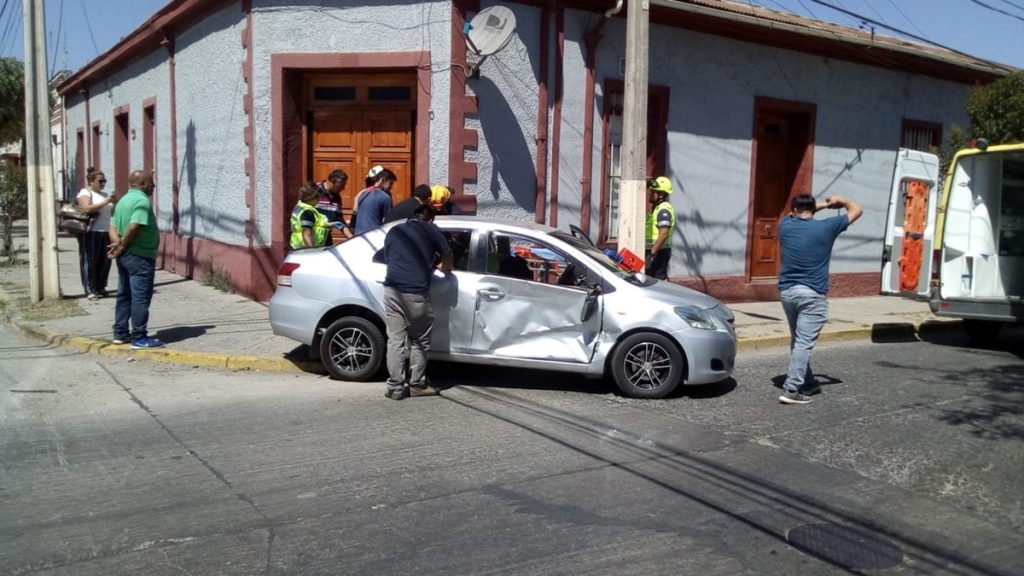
428, 361, 741, 401
427, 361, 614, 395
669, 377, 738, 399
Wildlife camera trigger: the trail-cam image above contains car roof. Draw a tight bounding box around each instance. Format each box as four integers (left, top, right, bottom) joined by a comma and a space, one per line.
433, 215, 560, 235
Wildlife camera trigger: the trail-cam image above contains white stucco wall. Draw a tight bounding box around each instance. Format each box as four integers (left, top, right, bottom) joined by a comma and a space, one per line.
173, 2, 249, 245
580, 20, 970, 278
63, 49, 172, 228
468, 1, 541, 221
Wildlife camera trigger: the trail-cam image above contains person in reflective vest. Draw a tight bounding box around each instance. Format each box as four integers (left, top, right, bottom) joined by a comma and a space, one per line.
290, 182, 331, 250
645, 176, 676, 280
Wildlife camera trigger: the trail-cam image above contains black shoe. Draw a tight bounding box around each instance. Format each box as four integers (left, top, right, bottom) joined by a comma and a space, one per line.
409, 384, 441, 397
385, 387, 408, 401
779, 391, 812, 405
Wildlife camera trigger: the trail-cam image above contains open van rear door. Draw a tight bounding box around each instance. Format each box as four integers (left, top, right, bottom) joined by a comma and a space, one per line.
881, 149, 940, 297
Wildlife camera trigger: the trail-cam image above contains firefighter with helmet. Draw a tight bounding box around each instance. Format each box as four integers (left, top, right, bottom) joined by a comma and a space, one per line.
645, 176, 676, 280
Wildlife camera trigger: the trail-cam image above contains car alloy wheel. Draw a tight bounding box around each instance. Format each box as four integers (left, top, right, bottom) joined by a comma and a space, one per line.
320, 316, 385, 381
610, 332, 684, 399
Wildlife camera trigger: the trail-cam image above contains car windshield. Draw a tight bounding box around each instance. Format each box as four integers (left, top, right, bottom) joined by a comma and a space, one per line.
550, 231, 654, 285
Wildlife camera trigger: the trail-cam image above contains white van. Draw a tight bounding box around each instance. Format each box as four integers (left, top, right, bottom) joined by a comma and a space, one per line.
881, 141, 1024, 341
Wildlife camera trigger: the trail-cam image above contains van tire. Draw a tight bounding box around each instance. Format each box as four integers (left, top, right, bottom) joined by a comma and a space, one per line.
963, 319, 1002, 345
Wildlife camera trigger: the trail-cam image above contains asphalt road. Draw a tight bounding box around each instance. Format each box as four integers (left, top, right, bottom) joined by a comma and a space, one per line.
2, 322, 1022, 575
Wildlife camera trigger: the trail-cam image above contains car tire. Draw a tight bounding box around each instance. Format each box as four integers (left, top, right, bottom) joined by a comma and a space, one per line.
962, 319, 1002, 345
320, 316, 385, 381
610, 332, 685, 399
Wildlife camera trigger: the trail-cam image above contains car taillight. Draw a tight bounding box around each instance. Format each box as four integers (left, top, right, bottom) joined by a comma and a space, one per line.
277, 262, 300, 286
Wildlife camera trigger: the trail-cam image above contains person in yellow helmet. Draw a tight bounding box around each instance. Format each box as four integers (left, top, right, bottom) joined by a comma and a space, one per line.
645, 176, 676, 280
430, 184, 455, 215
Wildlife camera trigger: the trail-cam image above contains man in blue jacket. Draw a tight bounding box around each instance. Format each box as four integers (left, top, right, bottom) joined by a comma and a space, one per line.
379, 205, 453, 400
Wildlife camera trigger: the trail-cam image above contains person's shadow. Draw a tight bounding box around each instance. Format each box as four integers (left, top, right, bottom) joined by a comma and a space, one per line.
153, 325, 213, 344
771, 373, 843, 391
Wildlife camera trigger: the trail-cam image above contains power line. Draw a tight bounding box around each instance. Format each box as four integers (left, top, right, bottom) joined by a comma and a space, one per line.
0, 0, 22, 58
966, 0, 1024, 22
994, 0, 1024, 13
881, 0, 928, 39
50, 0, 64, 75
801, 0, 1007, 65
76, 0, 99, 56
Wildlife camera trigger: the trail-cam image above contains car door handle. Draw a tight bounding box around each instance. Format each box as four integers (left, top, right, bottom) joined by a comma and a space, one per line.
478, 288, 505, 301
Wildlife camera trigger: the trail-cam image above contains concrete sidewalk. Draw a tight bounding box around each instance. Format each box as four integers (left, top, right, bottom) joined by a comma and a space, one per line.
0, 223, 959, 373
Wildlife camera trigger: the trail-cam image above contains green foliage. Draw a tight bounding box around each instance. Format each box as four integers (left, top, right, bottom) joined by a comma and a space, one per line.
941, 72, 1024, 170
0, 58, 25, 144
965, 72, 1024, 144
1, 162, 27, 257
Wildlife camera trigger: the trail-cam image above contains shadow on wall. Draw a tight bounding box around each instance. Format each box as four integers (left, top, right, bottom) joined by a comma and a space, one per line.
470, 75, 536, 212
181, 120, 198, 277
673, 148, 874, 284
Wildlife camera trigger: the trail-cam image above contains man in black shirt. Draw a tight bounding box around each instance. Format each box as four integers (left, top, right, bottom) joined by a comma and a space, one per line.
379, 205, 453, 400
384, 184, 432, 224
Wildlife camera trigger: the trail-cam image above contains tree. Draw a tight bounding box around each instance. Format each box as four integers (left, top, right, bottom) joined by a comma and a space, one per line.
944, 71, 1024, 165
0, 58, 25, 145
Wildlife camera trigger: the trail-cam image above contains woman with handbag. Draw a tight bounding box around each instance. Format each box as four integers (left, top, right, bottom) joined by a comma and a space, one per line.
77, 168, 115, 300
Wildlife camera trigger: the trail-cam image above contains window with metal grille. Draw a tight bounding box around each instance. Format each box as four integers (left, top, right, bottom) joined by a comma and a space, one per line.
901, 119, 942, 153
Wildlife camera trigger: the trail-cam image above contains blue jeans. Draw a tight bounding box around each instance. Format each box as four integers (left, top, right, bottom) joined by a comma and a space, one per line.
780, 284, 828, 393
113, 252, 156, 341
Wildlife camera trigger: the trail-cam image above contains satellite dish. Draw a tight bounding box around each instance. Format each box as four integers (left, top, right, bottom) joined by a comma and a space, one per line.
464, 5, 516, 57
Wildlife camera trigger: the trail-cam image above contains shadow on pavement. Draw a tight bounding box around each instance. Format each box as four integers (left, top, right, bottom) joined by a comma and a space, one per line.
154, 324, 214, 344
427, 361, 741, 401
917, 322, 1024, 359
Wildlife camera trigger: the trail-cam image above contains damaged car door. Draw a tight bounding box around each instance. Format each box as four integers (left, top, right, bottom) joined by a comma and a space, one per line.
469, 231, 602, 364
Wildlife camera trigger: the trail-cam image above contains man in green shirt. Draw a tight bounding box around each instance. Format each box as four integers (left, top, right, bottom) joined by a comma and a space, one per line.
107, 170, 164, 349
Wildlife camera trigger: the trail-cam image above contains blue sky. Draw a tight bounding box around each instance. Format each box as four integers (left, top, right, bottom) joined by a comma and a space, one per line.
1, 0, 1022, 74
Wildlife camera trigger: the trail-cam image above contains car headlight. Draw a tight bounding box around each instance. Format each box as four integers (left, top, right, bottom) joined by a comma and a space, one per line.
674, 305, 719, 330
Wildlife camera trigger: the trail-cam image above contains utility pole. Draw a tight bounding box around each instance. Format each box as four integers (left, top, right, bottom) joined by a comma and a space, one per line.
22, 0, 61, 301
617, 0, 649, 268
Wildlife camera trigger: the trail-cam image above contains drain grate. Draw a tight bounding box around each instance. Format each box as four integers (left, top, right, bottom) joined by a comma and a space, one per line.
787, 522, 903, 570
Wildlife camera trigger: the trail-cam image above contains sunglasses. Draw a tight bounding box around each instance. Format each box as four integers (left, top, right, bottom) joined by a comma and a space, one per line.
97, 179, 107, 183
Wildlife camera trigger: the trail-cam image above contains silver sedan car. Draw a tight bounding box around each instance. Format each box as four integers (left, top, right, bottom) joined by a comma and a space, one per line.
270, 217, 736, 399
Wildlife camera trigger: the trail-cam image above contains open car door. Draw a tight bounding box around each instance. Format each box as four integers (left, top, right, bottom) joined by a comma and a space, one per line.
881, 148, 940, 297
569, 224, 595, 247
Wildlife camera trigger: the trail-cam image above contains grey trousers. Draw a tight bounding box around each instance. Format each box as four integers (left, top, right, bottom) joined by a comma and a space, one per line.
384, 286, 433, 390
780, 284, 829, 393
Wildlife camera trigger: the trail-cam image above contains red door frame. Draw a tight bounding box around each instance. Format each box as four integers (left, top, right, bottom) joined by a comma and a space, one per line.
745, 96, 816, 280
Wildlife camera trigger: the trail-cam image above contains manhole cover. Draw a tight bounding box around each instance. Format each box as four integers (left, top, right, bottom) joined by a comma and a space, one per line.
787, 522, 903, 570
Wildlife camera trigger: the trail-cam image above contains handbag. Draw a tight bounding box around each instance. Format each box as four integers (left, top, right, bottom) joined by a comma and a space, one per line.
58, 202, 93, 236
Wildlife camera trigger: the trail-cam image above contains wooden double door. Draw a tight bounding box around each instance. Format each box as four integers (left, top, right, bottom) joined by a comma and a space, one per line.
310, 108, 414, 224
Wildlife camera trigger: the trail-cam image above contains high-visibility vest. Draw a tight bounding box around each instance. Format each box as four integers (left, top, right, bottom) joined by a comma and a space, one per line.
646, 200, 676, 247
290, 201, 329, 249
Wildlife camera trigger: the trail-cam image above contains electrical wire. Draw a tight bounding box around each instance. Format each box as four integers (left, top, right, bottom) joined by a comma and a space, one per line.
881, 0, 928, 39
966, 0, 1024, 23
50, 0, 64, 75
0, 0, 22, 58
994, 0, 1024, 13
76, 0, 99, 56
